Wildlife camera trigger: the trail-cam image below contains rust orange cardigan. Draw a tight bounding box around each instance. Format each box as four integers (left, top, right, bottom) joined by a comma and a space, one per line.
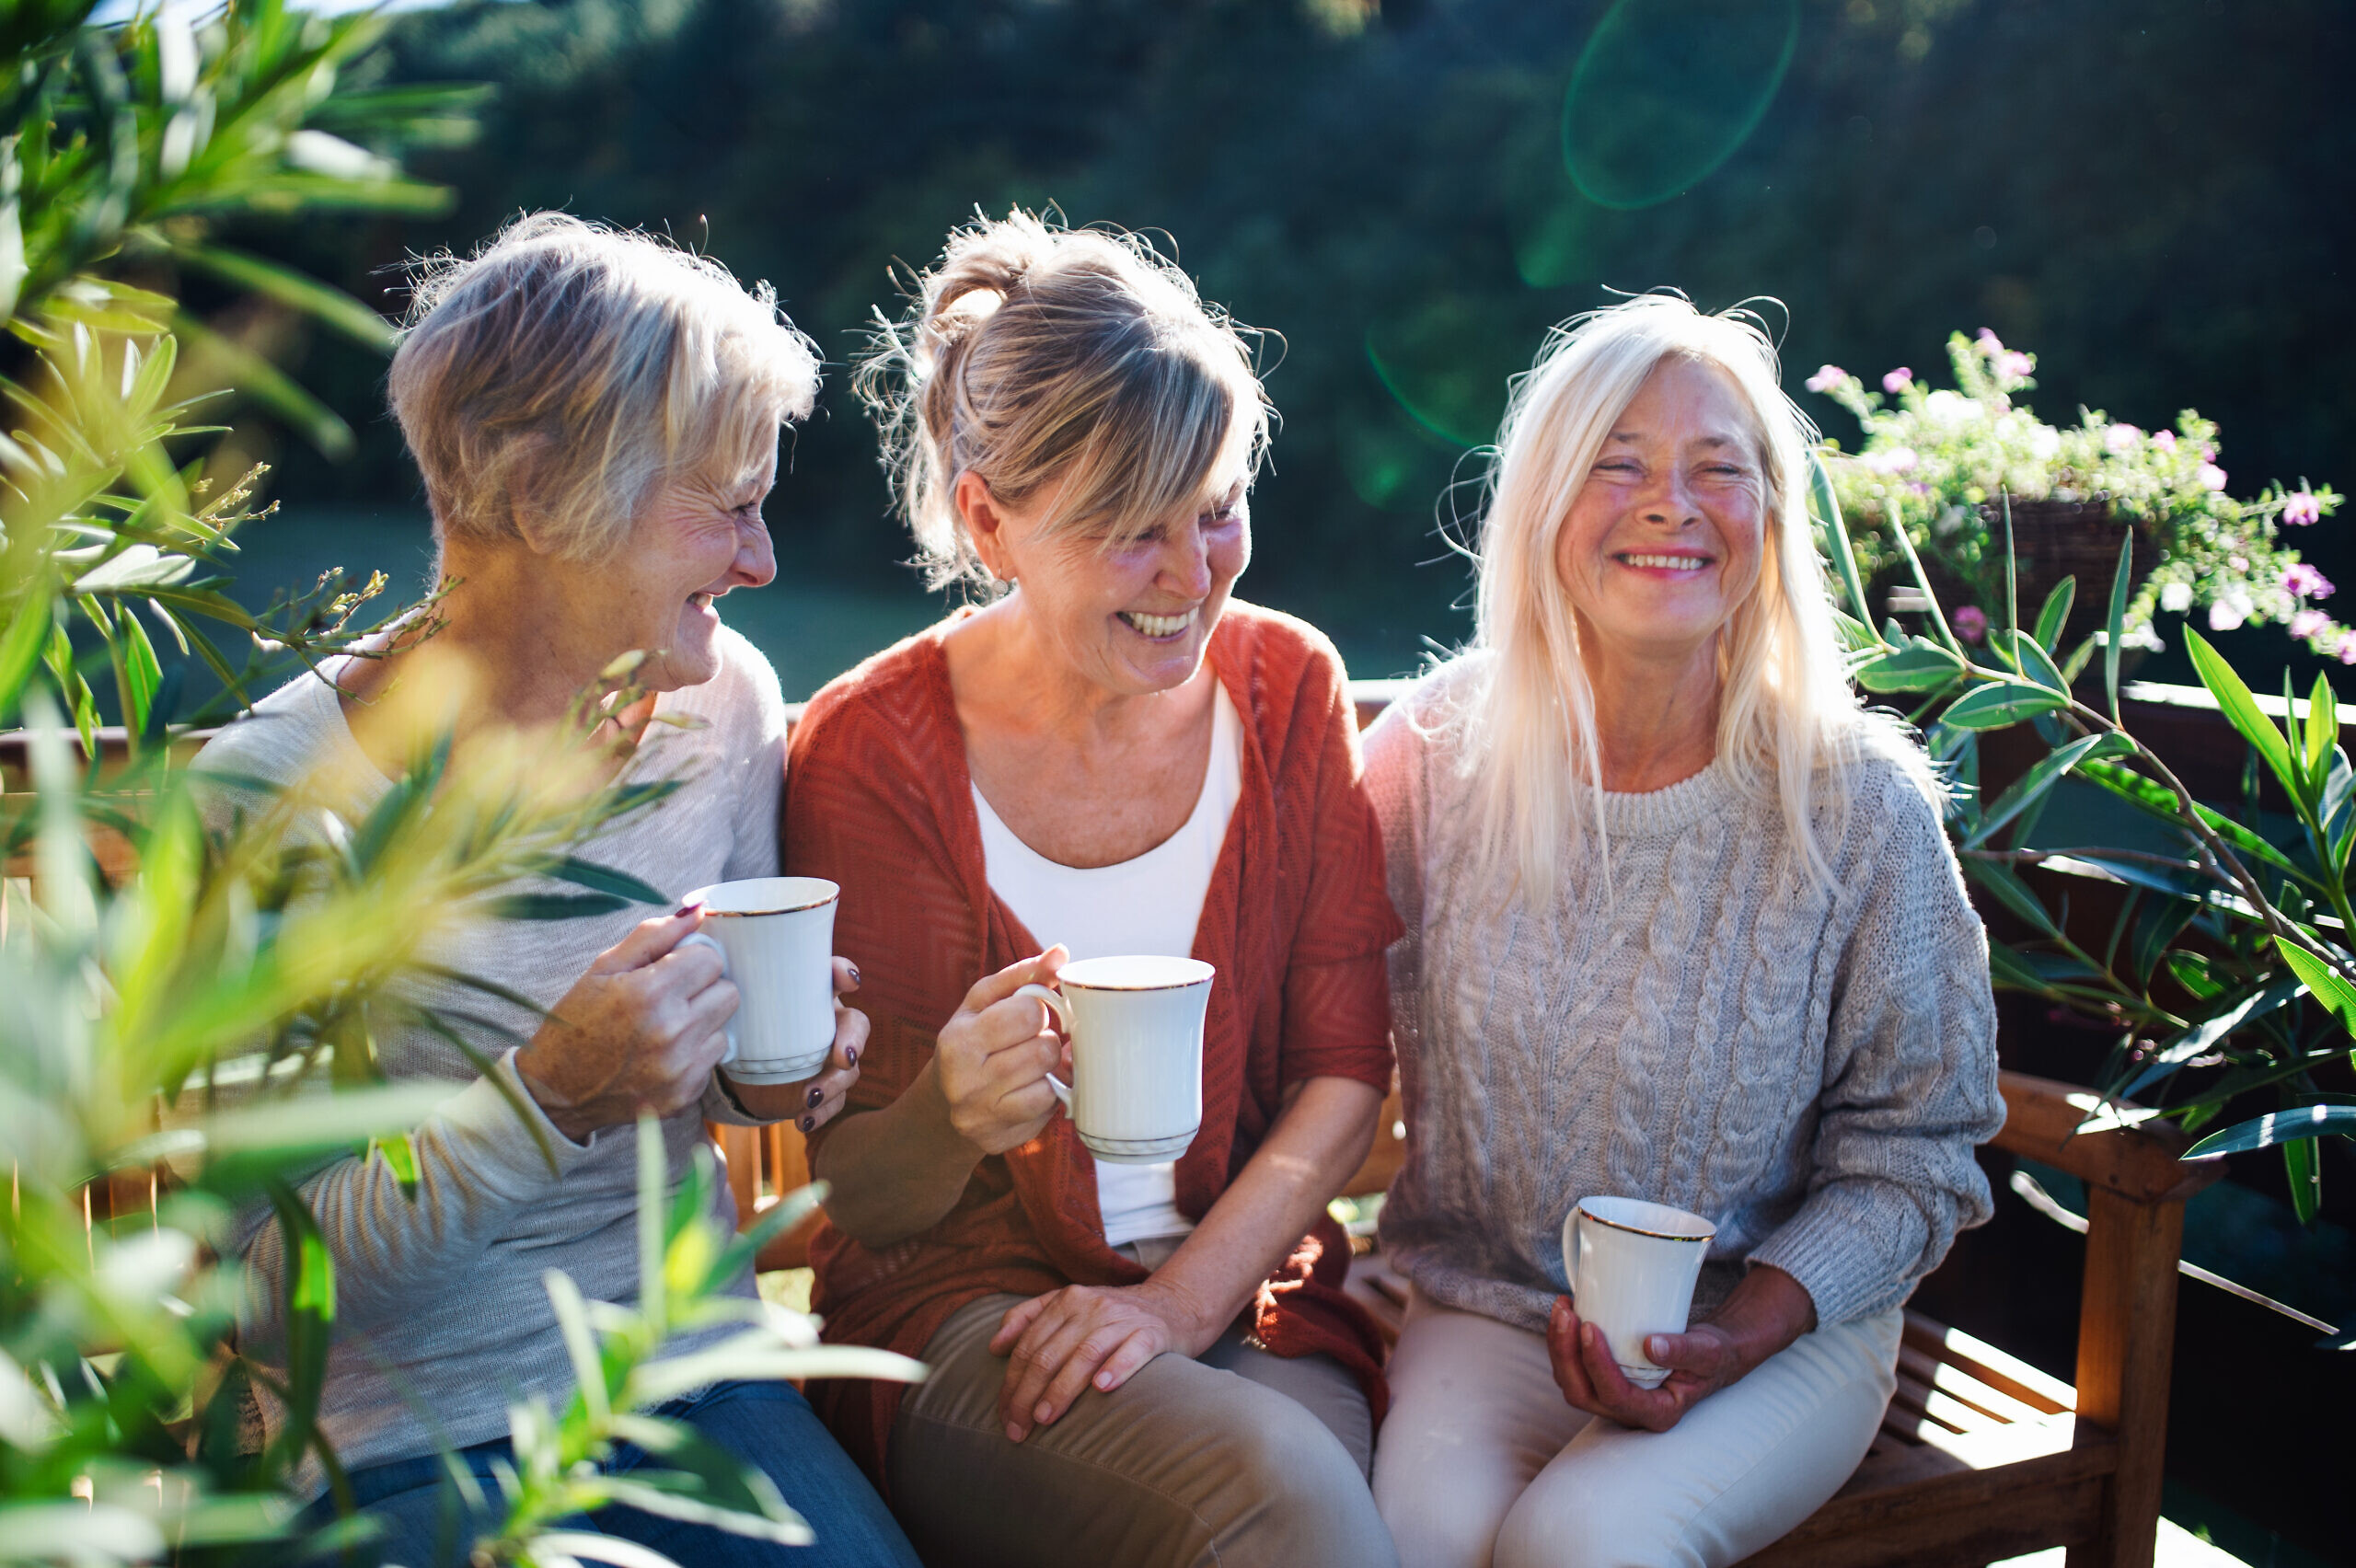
782, 601, 1403, 1482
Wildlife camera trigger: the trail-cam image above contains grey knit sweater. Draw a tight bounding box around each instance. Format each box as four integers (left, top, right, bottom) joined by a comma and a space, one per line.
194, 626, 787, 1495
1366, 659, 2003, 1333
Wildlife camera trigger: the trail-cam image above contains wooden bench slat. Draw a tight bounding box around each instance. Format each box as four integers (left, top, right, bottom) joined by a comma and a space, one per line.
1901, 1308, 2075, 1414
1895, 1343, 2051, 1429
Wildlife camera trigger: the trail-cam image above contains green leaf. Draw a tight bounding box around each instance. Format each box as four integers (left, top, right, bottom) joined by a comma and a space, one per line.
371, 1132, 420, 1195
1962, 732, 2126, 848
1942, 679, 2069, 731
1962, 857, 2062, 939
480, 891, 630, 921
1808, 449, 1874, 629
170, 309, 354, 459
2183, 1103, 2356, 1158
2000, 492, 2019, 642
2185, 628, 2302, 805
1852, 638, 1964, 694
2306, 672, 2339, 789
2074, 759, 2315, 890
2124, 979, 2300, 1099
171, 241, 396, 352
2004, 629, 2069, 695
2275, 938, 2356, 1039
547, 856, 669, 906
2034, 577, 2077, 653
2285, 1136, 2321, 1226
0, 574, 54, 724
2105, 532, 2132, 721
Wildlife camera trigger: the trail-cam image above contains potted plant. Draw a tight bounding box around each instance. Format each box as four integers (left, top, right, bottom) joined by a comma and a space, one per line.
1819, 455, 2353, 1254
1807, 331, 2343, 666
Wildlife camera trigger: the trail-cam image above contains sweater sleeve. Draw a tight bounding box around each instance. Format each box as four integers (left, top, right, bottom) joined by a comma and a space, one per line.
1746, 769, 2005, 1326
1275, 645, 1403, 1092
237, 1048, 600, 1350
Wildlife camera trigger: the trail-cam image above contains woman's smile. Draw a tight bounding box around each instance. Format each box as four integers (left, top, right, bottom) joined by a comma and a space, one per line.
1612, 549, 1716, 578
1118, 606, 1201, 640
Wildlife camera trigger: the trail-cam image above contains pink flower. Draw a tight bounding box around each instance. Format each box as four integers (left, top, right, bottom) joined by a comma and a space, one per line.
2000, 352, 2034, 380
2209, 589, 2254, 631
2105, 423, 2142, 452
2284, 490, 2322, 525
2292, 609, 2331, 640
1976, 328, 2004, 353
2153, 430, 2177, 453
2229, 555, 2247, 572
2337, 631, 2356, 665
1952, 605, 1988, 643
1805, 364, 1845, 393
1862, 446, 1919, 473
2284, 562, 2335, 599
2198, 463, 2228, 492
1882, 367, 1912, 394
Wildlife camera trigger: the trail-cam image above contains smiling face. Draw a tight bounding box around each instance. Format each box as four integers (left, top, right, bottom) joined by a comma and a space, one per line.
1553, 355, 1768, 670
964, 457, 1253, 700
600, 442, 780, 691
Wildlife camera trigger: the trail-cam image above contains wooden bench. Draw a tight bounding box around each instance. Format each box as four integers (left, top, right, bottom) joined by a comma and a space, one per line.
1336, 1074, 2222, 1568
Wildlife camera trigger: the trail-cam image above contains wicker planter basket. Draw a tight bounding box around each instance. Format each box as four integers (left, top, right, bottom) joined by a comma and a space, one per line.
1882, 499, 2149, 657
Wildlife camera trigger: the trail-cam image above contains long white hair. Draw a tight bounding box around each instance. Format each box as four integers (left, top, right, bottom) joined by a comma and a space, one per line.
1439, 294, 1922, 902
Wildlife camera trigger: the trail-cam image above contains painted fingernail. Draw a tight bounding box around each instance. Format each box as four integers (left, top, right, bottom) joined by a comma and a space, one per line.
845, 1045, 860, 1067
799, 1114, 815, 1133
675, 897, 706, 917
807, 1085, 824, 1108
847, 962, 861, 986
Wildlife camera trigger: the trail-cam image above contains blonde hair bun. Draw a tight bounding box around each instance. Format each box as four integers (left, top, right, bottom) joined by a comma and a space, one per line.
859, 208, 1271, 590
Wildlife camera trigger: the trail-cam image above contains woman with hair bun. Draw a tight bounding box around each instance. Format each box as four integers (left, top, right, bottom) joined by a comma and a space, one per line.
1364, 294, 2004, 1566
784, 211, 1402, 1568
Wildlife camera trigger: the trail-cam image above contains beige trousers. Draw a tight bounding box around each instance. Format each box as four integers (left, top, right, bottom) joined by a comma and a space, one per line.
1371, 1287, 1900, 1568
886, 1248, 1395, 1568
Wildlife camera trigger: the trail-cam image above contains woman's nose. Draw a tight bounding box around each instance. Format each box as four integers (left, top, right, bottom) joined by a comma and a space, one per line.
1160, 527, 1214, 598
1643, 467, 1699, 525
732, 515, 777, 589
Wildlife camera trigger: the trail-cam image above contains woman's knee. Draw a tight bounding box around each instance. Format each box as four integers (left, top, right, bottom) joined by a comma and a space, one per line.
1491, 1463, 1695, 1568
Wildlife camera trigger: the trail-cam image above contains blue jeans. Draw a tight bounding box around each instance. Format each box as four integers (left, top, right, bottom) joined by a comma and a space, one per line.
306, 1379, 918, 1568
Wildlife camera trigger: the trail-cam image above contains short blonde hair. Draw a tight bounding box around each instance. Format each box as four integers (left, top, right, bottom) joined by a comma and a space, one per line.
1439, 293, 1924, 899
856, 209, 1270, 590
389, 213, 820, 563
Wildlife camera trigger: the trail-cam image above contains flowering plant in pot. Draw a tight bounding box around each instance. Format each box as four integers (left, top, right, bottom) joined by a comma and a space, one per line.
1807, 330, 2344, 664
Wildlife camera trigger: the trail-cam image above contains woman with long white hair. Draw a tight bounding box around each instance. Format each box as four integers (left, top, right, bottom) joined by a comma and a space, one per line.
1364, 294, 2003, 1567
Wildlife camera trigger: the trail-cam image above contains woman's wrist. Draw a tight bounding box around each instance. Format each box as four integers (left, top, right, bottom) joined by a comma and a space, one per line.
1707, 1263, 1818, 1376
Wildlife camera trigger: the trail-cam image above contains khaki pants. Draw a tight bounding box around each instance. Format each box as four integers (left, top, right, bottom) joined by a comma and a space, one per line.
1371, 1287, 1900, 1568
886, 1246, 1396, 1568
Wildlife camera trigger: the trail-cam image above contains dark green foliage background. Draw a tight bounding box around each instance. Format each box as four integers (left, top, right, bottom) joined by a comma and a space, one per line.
251, 0, 2354, 685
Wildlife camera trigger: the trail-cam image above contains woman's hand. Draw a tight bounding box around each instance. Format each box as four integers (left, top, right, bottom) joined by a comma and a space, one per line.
720, 956, 869, 1133
933, 948, 1071, 1158
1545, 1263, 1818, 1433
515, 907, 738, 1142
989, 1278, 1220, 1442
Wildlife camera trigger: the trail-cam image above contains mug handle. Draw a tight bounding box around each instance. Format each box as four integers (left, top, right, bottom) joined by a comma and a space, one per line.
1011, 982, 1073, 1108
1562, 1204, 1584, 1301
679, 931, 740, 1066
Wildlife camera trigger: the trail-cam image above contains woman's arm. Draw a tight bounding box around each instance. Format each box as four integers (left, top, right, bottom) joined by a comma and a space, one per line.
812, 950, 1069, 1244
989, 1073, 1382, 1441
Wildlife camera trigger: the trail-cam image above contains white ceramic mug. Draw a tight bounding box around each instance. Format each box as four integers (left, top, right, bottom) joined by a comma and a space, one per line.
1561, 1195, 1716, 1389
1014, 955, 1214, 1164
678, 876, 840, 1084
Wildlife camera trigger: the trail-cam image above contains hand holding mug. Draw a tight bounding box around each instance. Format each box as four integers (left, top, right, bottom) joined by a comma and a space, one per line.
517, 906, 738, 1141
1547, 1262, 1819, 1433
718, 955, 869, 1133
934, 947, 1071, 1157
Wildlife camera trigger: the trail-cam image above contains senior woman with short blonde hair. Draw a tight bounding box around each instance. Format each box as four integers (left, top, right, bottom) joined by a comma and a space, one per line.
1365, 294, 2004, 1567
199, 213, 918, 1568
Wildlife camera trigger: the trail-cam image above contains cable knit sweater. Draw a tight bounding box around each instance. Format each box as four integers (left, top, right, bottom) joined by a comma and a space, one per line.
1366, 658, 2004, 1332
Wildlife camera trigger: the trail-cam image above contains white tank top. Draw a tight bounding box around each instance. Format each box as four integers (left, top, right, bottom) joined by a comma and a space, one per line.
972, 682, 1242, 1246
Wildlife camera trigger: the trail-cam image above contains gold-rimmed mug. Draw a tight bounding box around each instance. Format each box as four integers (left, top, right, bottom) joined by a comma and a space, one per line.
1014, 955, 1214, 1164
1561, 1195, 1717, 1389
679, 876, 840, 1084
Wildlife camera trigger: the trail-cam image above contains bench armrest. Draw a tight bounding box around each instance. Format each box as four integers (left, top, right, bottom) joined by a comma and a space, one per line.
1991, 1069, 2223, 1207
